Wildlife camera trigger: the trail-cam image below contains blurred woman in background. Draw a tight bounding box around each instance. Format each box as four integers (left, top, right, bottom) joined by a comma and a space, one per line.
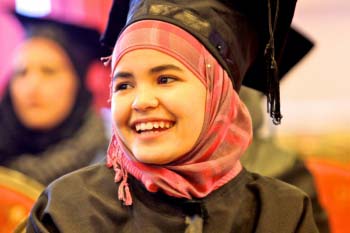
0, 13, 108, 185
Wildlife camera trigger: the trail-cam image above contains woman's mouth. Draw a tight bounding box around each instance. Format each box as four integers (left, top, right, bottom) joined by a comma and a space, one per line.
134, 121, 175, 134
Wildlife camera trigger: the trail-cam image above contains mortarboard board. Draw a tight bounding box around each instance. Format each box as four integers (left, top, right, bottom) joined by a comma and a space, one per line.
100, 0, 307, 124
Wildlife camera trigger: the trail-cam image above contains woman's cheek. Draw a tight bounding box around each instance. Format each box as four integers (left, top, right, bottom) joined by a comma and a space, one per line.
111, 95, 130, 127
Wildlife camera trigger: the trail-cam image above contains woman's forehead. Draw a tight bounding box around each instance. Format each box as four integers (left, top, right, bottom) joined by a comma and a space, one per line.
112, 50, 189, 86
13, 37, 71, 67
115, 49, 184, 69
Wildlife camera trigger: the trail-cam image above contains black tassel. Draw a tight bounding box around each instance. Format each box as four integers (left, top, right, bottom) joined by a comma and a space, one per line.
265, 45, 282, 124
265, 0, 282, 125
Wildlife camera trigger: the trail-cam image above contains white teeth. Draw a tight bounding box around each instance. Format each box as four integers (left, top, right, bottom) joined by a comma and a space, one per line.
159, 122, 165, 128
135, 124, 140, 131
146, 122, 153, 130
140, 123, 147, 131
134, 121, 173, 132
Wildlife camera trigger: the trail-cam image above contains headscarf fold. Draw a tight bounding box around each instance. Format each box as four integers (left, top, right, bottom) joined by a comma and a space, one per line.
107, 20, 252, 205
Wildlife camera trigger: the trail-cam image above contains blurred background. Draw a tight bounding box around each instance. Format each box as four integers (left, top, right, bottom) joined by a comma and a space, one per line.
275, 0, 350, 164
0, 0, 349, 232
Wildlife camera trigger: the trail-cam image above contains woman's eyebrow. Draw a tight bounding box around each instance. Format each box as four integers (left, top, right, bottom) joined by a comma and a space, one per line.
150, 64, 183, 74
113, 64, 183, 80
113, 71, 133, 81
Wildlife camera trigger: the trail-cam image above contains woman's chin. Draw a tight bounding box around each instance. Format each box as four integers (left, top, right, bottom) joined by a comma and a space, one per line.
133, 150, 175, 165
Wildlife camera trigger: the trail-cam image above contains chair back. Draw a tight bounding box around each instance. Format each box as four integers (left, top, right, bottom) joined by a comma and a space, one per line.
306, 159, 350, 233
0, 166, 44, 233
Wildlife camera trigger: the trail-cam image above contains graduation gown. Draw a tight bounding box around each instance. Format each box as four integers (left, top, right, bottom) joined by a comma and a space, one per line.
26, 163, 319, 233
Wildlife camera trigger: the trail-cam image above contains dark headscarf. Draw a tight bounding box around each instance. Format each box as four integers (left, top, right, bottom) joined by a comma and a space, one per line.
0, 14, 101, 164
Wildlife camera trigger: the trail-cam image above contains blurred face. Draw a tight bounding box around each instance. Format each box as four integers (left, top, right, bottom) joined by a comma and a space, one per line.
112, 49, 206, 164
10, 37, 78, 130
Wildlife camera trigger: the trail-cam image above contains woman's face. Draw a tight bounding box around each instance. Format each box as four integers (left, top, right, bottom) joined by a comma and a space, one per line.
112, 49, 206, 164
10, 37, 78, 130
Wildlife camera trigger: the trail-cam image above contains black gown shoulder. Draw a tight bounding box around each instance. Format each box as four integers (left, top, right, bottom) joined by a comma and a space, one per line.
26, 163, 319, 233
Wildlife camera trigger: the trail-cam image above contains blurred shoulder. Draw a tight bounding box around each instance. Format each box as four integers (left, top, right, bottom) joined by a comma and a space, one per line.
244, 171, 318, 232
247, 170, 310, 202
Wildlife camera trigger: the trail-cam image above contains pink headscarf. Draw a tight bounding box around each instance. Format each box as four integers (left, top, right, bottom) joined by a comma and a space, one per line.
107, 20, 252, 205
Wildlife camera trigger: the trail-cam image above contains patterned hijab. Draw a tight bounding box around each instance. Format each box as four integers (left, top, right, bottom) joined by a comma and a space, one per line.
107, 20, 252, 205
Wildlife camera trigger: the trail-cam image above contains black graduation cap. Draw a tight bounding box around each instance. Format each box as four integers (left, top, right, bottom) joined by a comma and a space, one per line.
100, 0, 306, 124
14, 12, 102, 82
279, 28, 314, 79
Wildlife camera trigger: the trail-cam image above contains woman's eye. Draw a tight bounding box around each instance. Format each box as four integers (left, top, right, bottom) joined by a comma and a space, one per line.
41, 66, 56, 75
114, 83, 132, 92
13, 69, 27, 78
157, 76, 176, 84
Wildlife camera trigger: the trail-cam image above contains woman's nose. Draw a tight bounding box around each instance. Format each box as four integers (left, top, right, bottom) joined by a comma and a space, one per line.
131, 89, 159, 111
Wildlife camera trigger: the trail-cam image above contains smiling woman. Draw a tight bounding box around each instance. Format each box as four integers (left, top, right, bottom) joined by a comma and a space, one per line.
112, 49, 206, 165
25, 0, 321, 232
